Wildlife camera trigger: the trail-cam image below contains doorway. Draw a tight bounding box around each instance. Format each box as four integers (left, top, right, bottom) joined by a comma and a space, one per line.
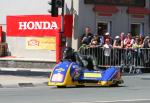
97, 22, 111, 36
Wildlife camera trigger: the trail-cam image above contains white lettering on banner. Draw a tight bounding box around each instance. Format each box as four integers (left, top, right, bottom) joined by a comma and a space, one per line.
19, 22, 27, 30
18, 21, 58, 30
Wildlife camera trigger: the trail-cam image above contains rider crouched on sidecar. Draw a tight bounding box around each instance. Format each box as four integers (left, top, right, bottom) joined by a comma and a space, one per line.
62, 47, 100, 79
62, 47, 98, 70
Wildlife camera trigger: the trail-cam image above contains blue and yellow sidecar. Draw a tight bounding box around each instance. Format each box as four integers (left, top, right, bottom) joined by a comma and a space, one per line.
48, 61, 123, 88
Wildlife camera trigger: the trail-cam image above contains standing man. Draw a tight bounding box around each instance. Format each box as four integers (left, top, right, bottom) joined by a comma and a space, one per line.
80, 27, 93, 45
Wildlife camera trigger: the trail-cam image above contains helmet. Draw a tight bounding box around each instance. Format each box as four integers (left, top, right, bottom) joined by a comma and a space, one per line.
63, 47, 74, 59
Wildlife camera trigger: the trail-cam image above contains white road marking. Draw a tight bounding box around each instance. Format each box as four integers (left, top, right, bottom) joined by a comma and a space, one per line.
0, 68, 52, 72
0, 68, 18, 71
71, 99, 150, 103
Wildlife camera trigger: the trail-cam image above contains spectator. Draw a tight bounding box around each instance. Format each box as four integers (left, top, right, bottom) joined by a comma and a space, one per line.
120, 32, 126, 48
80, 27, 93, 45
132, 36, 141, 49
113, 35, 123, 65
103, 38, 112, 65
124, 32, 134, 48
89, 35, 99, 47
139, 34, 144, 45
104, 32, 113, 45
98, 33, 104, 46
132, 36, 142, 67
120, 32, 125, 41
113, 36, 123, 48
141, 36, 150, 48
141, 36, 150, 69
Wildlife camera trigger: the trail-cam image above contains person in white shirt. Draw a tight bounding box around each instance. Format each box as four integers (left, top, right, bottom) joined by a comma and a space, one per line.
103, 38, 112, 65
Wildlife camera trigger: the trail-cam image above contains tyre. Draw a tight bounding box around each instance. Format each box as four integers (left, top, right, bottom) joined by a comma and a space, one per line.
57, 86, 66, 88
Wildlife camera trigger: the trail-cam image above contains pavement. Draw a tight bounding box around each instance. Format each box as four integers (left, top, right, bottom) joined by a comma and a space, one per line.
0, 67, 53, 88
0, 75, 48, 88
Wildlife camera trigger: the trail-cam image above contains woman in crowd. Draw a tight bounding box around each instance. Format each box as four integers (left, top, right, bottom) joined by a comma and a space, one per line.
132, 36, 142, 68
113, 35, 123, 48
139, 34, 144, 45
132, 36, 141, 49
124, 32, 134, 48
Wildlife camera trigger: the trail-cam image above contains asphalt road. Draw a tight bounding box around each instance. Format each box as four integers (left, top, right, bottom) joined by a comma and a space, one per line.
0, 74, 150, 103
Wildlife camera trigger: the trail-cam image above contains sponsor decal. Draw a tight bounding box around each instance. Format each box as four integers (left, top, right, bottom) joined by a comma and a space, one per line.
55, 68, 65, 72
7, 15, 73, 37
28, 39, 39, 47
7, 15, 61, 36
26, 37, 56, 50
84, 73, 102, 78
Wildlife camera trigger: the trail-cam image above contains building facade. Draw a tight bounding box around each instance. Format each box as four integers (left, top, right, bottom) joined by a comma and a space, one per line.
0, 0, 150, 61
69, 0, 150, 49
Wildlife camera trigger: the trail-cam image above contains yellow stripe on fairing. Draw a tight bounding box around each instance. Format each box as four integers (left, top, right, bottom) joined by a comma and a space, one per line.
84, 73, 101, 78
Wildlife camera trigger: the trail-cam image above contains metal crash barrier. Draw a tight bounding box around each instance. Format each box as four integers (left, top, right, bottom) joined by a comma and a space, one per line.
79, 47, 150, 73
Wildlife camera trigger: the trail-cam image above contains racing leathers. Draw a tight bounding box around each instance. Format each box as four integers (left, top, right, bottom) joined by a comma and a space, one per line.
62, 47, 98, 80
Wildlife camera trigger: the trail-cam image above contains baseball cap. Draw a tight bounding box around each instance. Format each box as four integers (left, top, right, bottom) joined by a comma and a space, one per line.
115, 36, 120, 39
105, 32, 110, 36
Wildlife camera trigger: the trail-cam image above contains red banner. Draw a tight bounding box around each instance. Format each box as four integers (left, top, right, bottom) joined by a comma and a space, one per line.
7, 15, 73, 37
7, 15, 61, 36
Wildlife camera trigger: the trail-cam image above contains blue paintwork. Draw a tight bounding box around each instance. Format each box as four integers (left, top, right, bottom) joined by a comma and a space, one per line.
51, 61, 119, 82
101, 67, 118, 81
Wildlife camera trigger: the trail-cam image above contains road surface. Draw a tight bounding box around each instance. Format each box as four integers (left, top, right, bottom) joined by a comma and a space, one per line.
0, 74, 150, 103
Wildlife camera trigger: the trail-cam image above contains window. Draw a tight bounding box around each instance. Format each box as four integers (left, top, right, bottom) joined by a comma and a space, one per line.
131, 23, 144, 36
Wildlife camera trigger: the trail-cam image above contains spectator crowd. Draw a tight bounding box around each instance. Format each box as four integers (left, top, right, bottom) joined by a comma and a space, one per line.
80, 27, 150, 49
